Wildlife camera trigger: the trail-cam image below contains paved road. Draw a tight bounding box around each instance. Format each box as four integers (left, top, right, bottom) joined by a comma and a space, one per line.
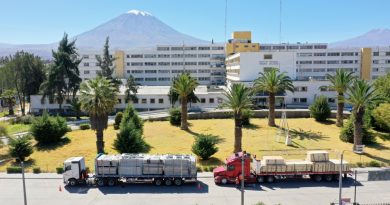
0, 173, 389, 205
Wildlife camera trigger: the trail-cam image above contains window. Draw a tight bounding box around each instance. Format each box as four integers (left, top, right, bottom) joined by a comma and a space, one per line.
386, 52, 390, 56
272, 45, 285, 50
313, 68, 326, 72
200, 98, 206, 103
144, 54, 156, 58
299, 61, 312, 64
198, 77, 210, 81
131, 54, 143, 58
126, 54, 130, 58
327, 60, 339, 64
198, 62, 210, 65
373, 52, 379, 56
327, 68, 337, 72
131, 70, 143, 73
65, 164, 72, 171
287, 45, 299, 49
172, 62, 184, 66
198, 69, 210, 73
118, 99, 122, 104
185, 62, 197, 66
264, 54, 272, 60
135, 78, 144, 81
209, 98, 214, 103
158, 54, 170, 58
300, 45, 313, 49
341, 60, 353, 64
95, 62, 100, 66
157, 47, 170, 51
313, 60, 326, 64
294, 86, 307, 92
158, 62, 170, 66
145, 70, 157, 73
300, 98, 307, 103
141, 99, 147, 104
145, 78, 157, 81
328, 98, 336, 103
171, 47, 183, 51
158, 99, 164, 104
158, 70, 170, 73
185, 46, 197, 50
83, 62, 89, 67
341, 52, 354, 56
145, 62, 157, 66
84, 70, 90, 74
198, 54, 211, 58
327, 52, 340, 56
298, 53, 313, 57
314, 45, 327, 49
293, 98, 307, 103
260, 46, 272, 50
133, 98, 139, 104
212, 46, 224, 50
373, 60, 379, 64
131, 62, 143, 66
126, 70, 130, 74
314, 52, 326, 56
82, 55, 89, 59
158, 77, 170, 81
198, 47, 210, 50
150, 99, 155, 104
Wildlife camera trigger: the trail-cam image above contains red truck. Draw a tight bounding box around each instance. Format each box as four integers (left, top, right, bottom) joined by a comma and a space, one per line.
213, 151, 351, 184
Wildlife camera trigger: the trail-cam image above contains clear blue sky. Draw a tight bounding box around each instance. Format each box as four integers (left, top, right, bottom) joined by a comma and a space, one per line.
1, 0, 389, 44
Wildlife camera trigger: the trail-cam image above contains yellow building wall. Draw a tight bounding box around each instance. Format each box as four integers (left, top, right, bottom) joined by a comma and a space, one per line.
360, 48, 372, 80
226, 43, 260, 56
114, 50, 125, 79
232, 31, 252, 40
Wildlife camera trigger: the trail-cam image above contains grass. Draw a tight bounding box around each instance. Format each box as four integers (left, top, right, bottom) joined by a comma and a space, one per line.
0, 122, 31, 135
0, 110, 8, 118
0, 118, 389, 172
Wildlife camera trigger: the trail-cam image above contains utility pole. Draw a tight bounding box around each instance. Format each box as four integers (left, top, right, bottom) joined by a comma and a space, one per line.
338, 151, 344, 205
21, 161, 27, 205
241, 151, 245, 205
354, 170, 357, 205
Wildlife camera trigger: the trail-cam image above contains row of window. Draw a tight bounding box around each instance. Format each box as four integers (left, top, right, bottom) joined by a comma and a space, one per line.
372, 60, 390, 64
123, 61, 222, 67
373, 51, 390, 56
260, 44, 327, 50
118, 97, 220, 104
297, 60, 358, 65
156, 46, 224, 51
294, 96, 334, 103
126, 53, 224, 59
297, 68, 356, 73
126, 69, 213, 74
131, 77, 211, 82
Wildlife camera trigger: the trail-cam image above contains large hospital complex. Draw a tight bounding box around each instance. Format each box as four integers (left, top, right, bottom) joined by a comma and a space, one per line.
30, 31, 390, 113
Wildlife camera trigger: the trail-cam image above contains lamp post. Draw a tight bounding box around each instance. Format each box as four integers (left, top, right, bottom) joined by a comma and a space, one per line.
21, 161, 27, 205
338, 150, 344, 205
241, 151, 245, 205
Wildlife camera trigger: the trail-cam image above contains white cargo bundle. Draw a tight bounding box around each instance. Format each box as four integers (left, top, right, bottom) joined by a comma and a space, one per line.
306, 151, 329, 162
96, 154, 121, 166
262, 156, 285, 165
329, 159, 350, 172
285, 161, 313, 172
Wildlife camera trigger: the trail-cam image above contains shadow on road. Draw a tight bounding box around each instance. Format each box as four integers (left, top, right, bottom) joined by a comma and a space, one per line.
64, 181, 209, 194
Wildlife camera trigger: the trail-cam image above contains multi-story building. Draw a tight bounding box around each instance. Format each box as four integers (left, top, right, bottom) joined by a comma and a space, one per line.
79, 44, 226, 86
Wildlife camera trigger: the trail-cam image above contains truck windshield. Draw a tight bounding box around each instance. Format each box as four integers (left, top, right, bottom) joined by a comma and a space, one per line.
64, 163, 71, 171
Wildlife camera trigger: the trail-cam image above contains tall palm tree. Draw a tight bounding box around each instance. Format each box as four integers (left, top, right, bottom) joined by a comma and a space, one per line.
172, 73, 199, 130
326, 69, 355, 127
222, 84, 252, 152
253, 68, 294, 127
79, 77, 117, 153
346, 80, 382, 150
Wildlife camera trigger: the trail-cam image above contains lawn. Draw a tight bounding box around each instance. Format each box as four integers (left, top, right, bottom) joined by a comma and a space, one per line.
0, 122, 31, 135
0, 118, 389, 172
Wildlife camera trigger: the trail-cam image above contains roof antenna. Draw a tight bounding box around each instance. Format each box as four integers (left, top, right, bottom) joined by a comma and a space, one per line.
225, 0, 228, 43
279, 0, 282, 44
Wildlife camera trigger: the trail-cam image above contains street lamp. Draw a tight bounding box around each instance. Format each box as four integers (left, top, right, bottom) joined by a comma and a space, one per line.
338, 150, 345, 205
241, 151, 245, 205
21, 161, 27, 205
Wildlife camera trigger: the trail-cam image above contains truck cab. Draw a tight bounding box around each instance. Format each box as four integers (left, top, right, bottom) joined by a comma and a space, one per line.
63, 157, 87, 186
213, 152, 255, 184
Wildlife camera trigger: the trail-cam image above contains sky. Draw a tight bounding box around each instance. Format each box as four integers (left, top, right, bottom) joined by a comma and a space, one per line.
0, 0, 390, 44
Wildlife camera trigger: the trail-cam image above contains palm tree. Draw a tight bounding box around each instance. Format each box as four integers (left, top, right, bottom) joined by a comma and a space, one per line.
346, 80, 382, 150
222, 84, 252, 152
253, 68, 294, 127
172, 73, 199, 130
326, 69, 355, 127
79, 77, 117, 153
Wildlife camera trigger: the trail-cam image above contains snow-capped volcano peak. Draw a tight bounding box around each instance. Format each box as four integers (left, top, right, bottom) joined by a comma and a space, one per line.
126, 10, 152, 16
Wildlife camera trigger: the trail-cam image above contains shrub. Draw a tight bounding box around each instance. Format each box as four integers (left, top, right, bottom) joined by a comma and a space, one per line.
309, 96, 331, 122
114, 112, 123, 130
366, 161, 381, 167
114, 122, 150, 153
56, 167, 64, 174
242, 109, 253, 126
33, 167, 41, 174
120, 105, 143, 134
371, 103, 390, 132
6, 167, 22, 173
339, 116, 374, 144
11, 115, 34, 125
8, 135, 33, 162
192, 134, 222, 160
30, 112, 68, 144
356, 162, 364, 168
196, 166, 202, 172
169, 108, 181, 126
79, 123, 90, 130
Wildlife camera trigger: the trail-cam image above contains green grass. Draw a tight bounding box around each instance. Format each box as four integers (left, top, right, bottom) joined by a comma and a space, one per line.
0, 110, 8, 118
5, 123, 31, 135
0, 118, 388, 172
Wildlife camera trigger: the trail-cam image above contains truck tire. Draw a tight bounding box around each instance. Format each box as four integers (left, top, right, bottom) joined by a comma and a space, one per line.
256, 176, 265, 183
165, 179, 173, 186
68, 178, 77, 186
221, 178, 228, 185
314, 175, 323, 182
325, 174, 333, 182
267, 176, 275, 183
107, 178, 116, 186
97, 178, 105, 187
154, 178, 163, 186
174, 178, 183, 186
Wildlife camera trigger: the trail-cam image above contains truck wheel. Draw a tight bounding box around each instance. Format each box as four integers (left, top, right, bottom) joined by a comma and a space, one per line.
267, 176, 275, 183
154, 178, 163, 186
221, 178, 228, 185
107, 178, 116, 186
165, 179, 173, 186
97, 178, 105, 187
174, 179, 183, 186
257, 176, 265, 183
325, 175, 333, 182
314, 175, 323, 182
68, 178, 77, 186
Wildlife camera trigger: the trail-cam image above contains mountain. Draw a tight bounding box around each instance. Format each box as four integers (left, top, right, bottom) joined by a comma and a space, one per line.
330, 29, 390, 48
0, 10, 210, 58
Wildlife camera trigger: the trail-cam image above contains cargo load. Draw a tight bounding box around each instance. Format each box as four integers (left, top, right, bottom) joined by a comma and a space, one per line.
329, 159, 350, 172
285, 160, 312, 172
306, 151, 329, 162
262, 156, 285, 165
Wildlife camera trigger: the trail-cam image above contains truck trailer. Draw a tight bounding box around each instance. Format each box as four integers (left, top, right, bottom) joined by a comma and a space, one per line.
213, 151, 351, 184
63, 153, 197, 186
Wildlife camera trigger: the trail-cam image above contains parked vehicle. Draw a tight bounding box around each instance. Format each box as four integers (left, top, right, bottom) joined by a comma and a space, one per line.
63, 153, 197, 186
213, 150, 351, 184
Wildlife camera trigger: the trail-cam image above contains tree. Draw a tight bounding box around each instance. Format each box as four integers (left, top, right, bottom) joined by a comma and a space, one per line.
30, 111, 68, 144
309, 95, 331, 122
41, 33, 82, 112
70, 98, 82, 120
96, 37, 121, 90
346, 80, 383, 150
172, 73, 199, 130
120, 104, 143, 134
222, 84, 252, 152
79, 77, 117, 153
373, 73, 390, 102
253, 68, 294, 126
125, 75, 138, 103
192, 134, 222, 160
325, 69, 355, 127
1, 89, 17, 115
8, 135, 33, 162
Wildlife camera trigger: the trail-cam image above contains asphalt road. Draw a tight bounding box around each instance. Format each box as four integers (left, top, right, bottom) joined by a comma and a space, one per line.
0, 173, 389, 205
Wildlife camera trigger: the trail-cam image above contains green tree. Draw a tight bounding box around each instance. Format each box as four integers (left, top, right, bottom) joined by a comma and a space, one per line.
192, 134, 222, 160
79, 77, 117, 153
70, 98, 82, 120
1, 89, 17, 115
125, 75, 138, 102
41, 33, 82, 112
120, 104, 143, 134
346, 80, 383, 149
309, 95, 331, 122
222, 84, 252, 152
30, 111, 68, 144
325, 69, 355, 127
8, 135, 33, 162
373, 73, 390, 102
96, 37, 121, 90
172, 73, 199, 130
254, 68, 294, 127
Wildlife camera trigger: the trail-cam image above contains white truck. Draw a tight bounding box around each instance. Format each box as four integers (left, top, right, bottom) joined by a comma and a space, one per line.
63, 153, 197, 187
